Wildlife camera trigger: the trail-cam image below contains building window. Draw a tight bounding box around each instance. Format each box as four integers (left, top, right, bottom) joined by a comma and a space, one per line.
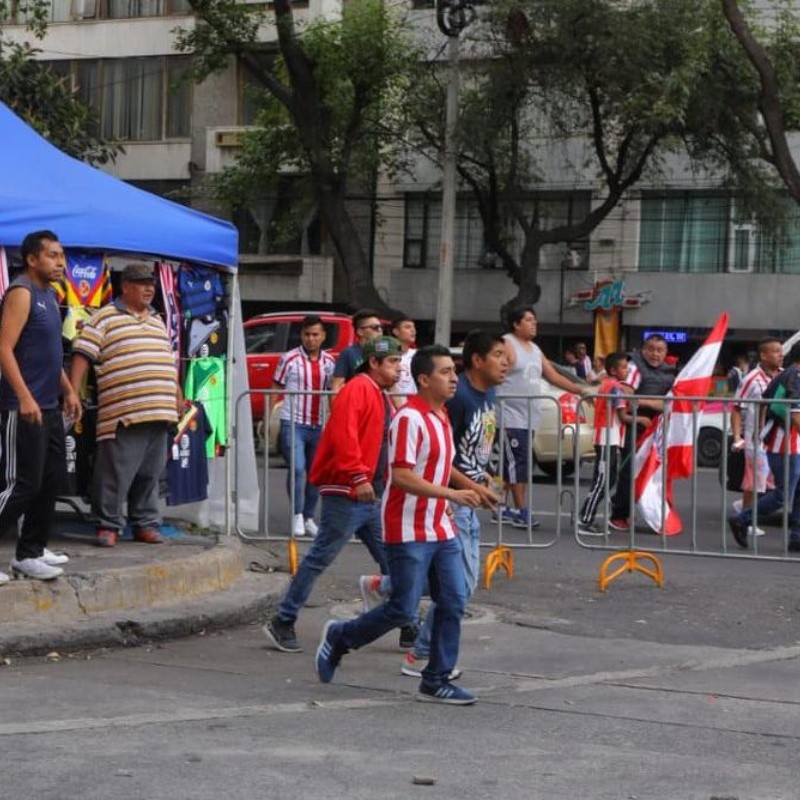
639, 192, 800, 274
639, 193, 729, 273
3, 0, 192, 21
44, 56, 191, 142
403, 191, 591, 270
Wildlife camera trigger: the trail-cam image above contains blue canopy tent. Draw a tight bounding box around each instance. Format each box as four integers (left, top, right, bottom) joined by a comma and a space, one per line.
0, 102, 259, 533
0, 101, 238, 270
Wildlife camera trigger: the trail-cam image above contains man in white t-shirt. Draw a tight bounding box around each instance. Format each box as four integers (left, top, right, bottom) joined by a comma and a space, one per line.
391, 314, 417, 408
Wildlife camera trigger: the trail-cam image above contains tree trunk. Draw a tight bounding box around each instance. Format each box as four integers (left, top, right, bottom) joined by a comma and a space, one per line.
499, 236, 541, 324
317, 189, 393, 313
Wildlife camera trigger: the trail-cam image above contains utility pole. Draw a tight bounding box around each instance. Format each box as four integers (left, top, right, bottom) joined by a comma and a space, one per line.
433, 0, 474, 347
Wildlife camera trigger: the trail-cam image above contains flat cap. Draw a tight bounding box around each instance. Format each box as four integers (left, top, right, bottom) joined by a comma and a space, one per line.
121, 262, 156, 282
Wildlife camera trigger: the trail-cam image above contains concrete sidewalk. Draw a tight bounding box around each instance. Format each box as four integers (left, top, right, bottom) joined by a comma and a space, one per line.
0, 513, 289, 657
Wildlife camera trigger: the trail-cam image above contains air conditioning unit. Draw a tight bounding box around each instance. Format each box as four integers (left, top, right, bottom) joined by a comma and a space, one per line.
214, 129, 244, 148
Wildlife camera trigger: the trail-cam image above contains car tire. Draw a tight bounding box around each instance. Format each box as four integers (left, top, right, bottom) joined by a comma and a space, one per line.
538, 461, 575, 479
697, 427, 722, 468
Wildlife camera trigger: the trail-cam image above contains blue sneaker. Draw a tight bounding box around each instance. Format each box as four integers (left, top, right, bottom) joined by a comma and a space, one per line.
512, 508, 541, 530
315, 620, 345, 683
416, 681, 476, 705
491, 508, 519, 526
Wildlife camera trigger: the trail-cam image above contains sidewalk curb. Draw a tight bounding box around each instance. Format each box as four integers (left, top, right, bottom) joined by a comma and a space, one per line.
0, 570, 290, 658
0, 536, 244, 626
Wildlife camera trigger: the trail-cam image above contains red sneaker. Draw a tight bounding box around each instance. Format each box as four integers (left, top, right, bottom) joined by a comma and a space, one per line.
95, 529, 118, 547
133, 528, 163, 544
608, 518, 630, 532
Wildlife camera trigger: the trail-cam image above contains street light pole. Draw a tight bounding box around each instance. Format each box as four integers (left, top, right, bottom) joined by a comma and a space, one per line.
433, 0, 474, 347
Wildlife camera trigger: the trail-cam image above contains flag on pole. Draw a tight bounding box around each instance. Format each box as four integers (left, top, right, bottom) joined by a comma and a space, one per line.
634, 312, 729, 535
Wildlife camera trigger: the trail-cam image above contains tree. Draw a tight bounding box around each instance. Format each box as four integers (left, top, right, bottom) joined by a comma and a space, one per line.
176, 0, 419, 311
721, 0, 800, 204
411, 0, 787, 313
0, 0, 119, 164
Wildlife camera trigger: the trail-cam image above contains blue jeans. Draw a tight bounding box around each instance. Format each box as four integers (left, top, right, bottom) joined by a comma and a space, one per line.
336, 537, 467, 687
738, 452, 800, 537
279, 421, 322, 518
414, 504, 479, 659
277, 494, 387, 622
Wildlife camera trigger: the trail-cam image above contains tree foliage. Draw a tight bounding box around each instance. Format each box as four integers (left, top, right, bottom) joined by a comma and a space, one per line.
410, 0, 794, 310
177, 0, 420, 310
0, 0, 119, 164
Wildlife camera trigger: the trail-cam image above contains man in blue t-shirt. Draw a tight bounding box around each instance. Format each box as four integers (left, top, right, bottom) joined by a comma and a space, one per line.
330, 309, 384, 396
402, 329, 509, 677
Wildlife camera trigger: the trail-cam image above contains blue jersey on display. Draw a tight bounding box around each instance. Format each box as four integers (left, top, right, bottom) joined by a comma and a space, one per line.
166, 403, 212, 505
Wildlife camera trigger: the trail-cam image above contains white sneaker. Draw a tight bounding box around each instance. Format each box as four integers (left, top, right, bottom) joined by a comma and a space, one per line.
0, 570, 9, 586
303, 518, 318, 537
291, 513, 305, 537
11, 557, 63, 581
747, 525, 766, 537
732, 499, 743, 514
41, 548, 69, 566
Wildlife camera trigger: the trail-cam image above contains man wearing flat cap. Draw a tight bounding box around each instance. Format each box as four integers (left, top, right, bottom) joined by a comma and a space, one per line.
264, 336, 403, 653
70, 261, 181, 547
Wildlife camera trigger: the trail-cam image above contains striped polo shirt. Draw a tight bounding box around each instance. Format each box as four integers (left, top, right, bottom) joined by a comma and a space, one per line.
72, 299, 178, 441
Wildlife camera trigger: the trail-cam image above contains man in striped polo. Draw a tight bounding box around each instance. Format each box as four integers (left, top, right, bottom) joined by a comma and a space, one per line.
70, 262, 181, 547
314, 345, 484, 705
274, 315, 336, 537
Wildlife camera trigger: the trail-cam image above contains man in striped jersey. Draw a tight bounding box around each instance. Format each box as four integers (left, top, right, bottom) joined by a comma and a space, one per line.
275, 315, 335, 537
315, 345, 485, 705
730, 338, 782, 530
729, 343, 800, 552
70, 262, 180, 548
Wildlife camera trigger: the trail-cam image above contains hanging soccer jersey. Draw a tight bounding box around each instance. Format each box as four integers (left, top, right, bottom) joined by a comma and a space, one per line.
184, 356, 227, 457
53, 252, 111, 308
61, 406, 97, 497
167, 402, 212, 505
159, 262, 181, 362
178, 264, 224, 320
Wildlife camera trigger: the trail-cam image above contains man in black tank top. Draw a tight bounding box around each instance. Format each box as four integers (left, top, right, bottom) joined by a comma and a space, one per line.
0, 231, 82, 583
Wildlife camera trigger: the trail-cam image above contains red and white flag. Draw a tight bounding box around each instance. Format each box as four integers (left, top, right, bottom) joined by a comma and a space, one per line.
634, 312, 729, 535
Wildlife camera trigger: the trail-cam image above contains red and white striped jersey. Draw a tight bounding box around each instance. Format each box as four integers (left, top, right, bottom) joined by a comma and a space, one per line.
735, 366, 775, 446
762, 420, 800, 455
382, 395, 455, 544
592, 378, 626, 447
275, 347, 335, 426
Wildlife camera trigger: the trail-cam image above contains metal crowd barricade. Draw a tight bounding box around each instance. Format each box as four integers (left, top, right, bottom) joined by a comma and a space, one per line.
571, 393, 800, 592
483, 393, 575, 588
233, 387, 579, 583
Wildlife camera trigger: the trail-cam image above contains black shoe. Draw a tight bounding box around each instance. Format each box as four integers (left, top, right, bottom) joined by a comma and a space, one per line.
263, 616, 302, 653
399, 623, 419, 651
788, 538, 800, 553
728, 515, 749, 550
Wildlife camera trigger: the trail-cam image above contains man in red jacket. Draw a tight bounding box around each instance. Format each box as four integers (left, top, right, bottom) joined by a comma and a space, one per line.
264, 336, 403, 653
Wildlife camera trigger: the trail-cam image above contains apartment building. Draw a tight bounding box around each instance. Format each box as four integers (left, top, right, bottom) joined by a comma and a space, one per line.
7, 1, 800, 356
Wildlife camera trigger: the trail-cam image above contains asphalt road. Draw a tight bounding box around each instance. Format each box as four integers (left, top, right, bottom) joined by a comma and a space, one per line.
2, 465, 799, 799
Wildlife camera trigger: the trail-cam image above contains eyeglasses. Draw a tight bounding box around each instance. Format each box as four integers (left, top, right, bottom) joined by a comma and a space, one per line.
359, 324, 383, 331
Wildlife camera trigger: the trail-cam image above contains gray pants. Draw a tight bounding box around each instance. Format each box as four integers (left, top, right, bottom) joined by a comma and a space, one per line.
93, 422, 168, 533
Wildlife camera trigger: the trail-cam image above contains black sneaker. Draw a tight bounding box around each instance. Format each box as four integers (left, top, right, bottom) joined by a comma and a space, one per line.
788, 538, 800, 553
578, 522, 605, 536
263, 616, 302, 653
399, 623, 419, 651
728, 515, 749, 550
417, 680, 476, 705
